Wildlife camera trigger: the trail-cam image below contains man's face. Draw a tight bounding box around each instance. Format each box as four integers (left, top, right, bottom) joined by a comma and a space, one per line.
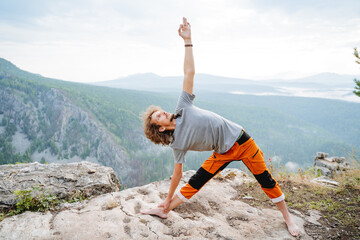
151, 110, 175, 131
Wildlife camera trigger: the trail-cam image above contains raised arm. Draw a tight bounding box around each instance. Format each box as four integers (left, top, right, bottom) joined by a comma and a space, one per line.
178, 17, 195, 95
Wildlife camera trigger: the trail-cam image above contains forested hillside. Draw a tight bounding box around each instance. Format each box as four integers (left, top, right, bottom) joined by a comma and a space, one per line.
0, 57, 359, 187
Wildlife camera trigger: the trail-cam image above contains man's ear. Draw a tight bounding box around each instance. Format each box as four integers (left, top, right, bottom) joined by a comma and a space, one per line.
159, 126, 165, 132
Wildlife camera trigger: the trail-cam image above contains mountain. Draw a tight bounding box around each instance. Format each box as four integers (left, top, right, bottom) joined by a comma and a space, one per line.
0, 58, 168, 186
1, 57, 359, 188
92, 73, 280, 94
93, 72, 360, 102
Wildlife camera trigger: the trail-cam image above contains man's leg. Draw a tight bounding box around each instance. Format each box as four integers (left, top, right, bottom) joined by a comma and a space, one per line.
240, 139, 300, 237
275, 200, 301, 236
176, 157, 232, 201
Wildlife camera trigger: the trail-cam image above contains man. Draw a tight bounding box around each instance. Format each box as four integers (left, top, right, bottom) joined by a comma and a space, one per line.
141, 17, 300, 237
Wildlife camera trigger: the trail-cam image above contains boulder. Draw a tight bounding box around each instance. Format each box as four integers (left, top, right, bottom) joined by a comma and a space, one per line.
314, 166, 332, 177
0, 161, 121, 210
314, 159, 339, 172
0, 168, 311, 240
314, 152, 350, 177
311, 176, 339, 187
316, 152, 329, 159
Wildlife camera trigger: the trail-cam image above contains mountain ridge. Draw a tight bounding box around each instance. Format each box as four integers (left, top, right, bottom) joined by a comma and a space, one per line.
93, 71, 359, 102
0, 57, 359, 188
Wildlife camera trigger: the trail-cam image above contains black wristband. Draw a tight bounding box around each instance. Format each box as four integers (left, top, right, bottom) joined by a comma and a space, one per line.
185, 44, 193, 47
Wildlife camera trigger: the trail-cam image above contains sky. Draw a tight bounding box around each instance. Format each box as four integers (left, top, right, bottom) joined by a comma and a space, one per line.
1, 0, 360, 83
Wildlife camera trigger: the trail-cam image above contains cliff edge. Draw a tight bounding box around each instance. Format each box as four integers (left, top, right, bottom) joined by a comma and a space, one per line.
0, 162, 311, 239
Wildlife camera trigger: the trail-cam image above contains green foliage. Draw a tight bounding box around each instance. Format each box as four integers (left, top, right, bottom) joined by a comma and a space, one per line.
13, 186, 60, 214
80, 145, 90, 160
354, 48, 360, 97
5, 122, 16, 136
0, 136, 32, 165
70, 146, 77, 158
309, 199, 340, 212
67, 189, 88, 203
0, 186, 88, 222
48, 140, 58, 155
354, 79, 360, 97
1, 117, 7, 126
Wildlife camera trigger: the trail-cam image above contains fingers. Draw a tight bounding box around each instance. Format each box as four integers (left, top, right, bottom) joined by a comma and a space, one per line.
178, 17, 191, 37
178, 24, 185, 36
158, 204, 168, 213
182, 17, 190, 28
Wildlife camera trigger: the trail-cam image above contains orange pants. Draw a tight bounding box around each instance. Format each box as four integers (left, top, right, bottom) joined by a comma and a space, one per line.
176, 131, 285, 203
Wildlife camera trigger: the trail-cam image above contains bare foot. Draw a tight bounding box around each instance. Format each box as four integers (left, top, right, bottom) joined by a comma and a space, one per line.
141, 207, 168, 219
286, 219, 300, 237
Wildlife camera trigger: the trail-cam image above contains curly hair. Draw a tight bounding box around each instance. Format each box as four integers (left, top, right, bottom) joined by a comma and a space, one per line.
141, 105, 173, 146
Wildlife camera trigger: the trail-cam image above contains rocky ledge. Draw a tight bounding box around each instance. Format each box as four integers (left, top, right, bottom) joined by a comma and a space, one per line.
0, 161, 121, 210
0, 162, 312, 240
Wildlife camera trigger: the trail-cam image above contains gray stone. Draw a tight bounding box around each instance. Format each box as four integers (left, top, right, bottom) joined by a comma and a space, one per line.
305, 210, 322, 226
314, 166, 332, 177
313, 152, 350, 177
311, 176, 339, 187
0, 168, 312, 240
0, 161, 121, 210
316, 152, 329, 159
333, 157, 346, 164
314, 159, 339, 171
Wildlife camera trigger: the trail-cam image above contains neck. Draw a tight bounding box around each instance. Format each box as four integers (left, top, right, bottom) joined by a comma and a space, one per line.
168, 119, 176, 131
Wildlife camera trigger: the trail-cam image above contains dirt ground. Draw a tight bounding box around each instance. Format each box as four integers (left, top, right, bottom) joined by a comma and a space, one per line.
231, 177, 360, 240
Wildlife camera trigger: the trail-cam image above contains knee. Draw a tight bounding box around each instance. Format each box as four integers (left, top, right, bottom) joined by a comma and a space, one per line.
253, 170, 276, 188
188, 167, 213, 190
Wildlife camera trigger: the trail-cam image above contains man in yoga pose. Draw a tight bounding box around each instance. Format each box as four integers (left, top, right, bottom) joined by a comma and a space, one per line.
141, 17, 300, 237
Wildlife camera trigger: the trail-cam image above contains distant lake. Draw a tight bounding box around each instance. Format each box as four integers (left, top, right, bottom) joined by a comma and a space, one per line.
231, 87, 360, 103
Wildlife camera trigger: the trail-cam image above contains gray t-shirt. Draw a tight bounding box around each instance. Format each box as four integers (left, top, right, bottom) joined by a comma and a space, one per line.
170, 91, 243, 164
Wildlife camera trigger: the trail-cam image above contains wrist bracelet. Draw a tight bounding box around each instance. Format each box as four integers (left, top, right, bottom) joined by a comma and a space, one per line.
185, 44, 193, 47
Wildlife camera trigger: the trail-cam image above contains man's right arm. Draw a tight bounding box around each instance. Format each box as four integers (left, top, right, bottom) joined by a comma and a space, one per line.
159, 163, 183, 212
168, 163, 183, 199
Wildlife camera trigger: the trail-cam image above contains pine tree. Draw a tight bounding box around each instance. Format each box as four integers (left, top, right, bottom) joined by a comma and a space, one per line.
354, 48, 360, 97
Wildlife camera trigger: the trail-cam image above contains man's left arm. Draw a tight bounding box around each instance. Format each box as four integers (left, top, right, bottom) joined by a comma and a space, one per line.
178, 17, 195, 95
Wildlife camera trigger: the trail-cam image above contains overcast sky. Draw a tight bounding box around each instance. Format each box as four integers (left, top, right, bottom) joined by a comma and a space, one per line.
1, 0, 360, 83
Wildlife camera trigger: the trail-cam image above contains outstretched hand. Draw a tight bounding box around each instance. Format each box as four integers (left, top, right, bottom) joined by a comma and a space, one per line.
178, 17, 191, 40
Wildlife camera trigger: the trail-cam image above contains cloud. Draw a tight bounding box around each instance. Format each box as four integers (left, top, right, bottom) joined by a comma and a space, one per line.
285, 161, 299, 172
0, 0, 360, 82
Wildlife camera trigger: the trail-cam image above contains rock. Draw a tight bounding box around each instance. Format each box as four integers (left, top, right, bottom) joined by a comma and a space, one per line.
0, 168, 312, 240
305, 210, 322, 226
311, 176, 339, 187
314, 152, 350, 177
316, 152, 329, 159
314, 166, 332, 177
103, 195, 119, 210
0, 161, 121, 210
242, 196, 254, 200
333, 157, 346, 164
314, 159, 339, 171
